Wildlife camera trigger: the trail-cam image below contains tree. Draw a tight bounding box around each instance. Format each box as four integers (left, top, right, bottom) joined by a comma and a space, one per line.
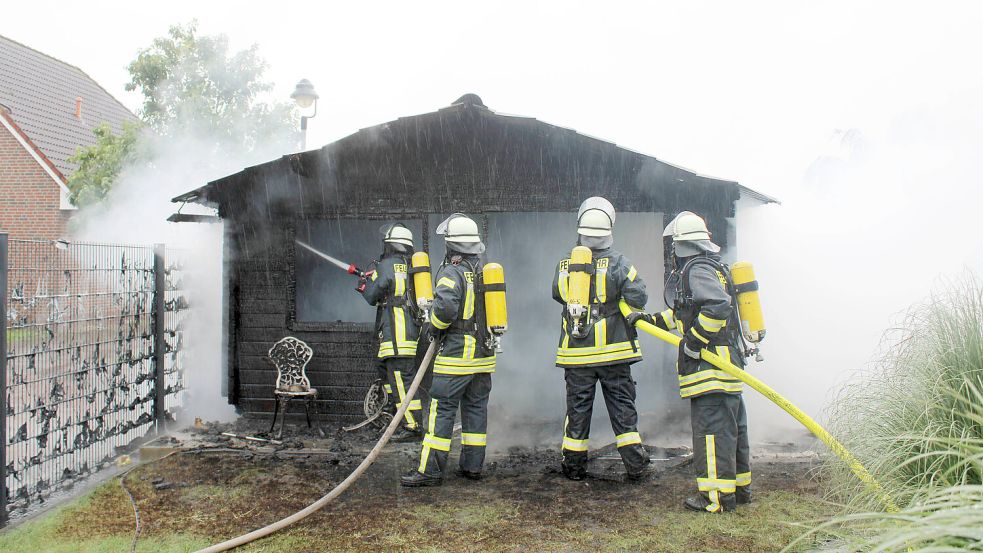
125, 21, 296, 150
67, 21, 297, 205
66, 122, 142, 207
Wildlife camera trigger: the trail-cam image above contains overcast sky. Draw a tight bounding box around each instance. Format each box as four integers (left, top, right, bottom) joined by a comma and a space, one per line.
5, 1, 982, 198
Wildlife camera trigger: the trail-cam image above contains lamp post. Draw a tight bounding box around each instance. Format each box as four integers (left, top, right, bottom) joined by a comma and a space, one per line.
291, 79, 319, 150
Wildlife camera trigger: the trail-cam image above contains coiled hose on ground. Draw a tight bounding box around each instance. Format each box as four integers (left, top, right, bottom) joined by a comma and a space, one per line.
193, 341, 437, 553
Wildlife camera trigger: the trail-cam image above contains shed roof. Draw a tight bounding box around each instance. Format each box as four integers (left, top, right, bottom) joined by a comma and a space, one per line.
174, 94, 776, 220
0, 34, 139, 178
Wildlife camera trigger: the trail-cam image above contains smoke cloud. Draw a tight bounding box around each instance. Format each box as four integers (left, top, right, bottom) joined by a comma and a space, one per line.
72, 108, 297, 424
735, 89, 983, 441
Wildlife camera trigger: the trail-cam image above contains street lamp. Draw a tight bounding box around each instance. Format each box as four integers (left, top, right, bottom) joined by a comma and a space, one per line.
291, 79, 319, 150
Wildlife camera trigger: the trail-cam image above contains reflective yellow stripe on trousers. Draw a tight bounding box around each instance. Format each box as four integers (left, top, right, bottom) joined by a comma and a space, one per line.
562, 417, 589, 452
704, 435, 722, 512
393, 371, 418, 430
616, 432, 641, 447
418, 398, 441, 473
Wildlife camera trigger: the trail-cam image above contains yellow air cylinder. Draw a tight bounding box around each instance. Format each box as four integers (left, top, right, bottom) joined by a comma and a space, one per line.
483, 263, 508, 334
567, 246, 592, 309
731, 261, 765, 342
411, 251, 433, 309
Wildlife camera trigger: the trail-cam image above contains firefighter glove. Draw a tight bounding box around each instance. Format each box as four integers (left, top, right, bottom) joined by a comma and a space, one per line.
425, 323, 445, 343
625, 312, 654, 328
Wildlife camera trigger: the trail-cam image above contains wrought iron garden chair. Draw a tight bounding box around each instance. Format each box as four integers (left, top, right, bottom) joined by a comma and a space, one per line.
268, 336, 319, 439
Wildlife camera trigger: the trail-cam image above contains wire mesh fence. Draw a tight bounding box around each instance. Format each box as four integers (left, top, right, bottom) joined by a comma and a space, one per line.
1, 236, 188, 525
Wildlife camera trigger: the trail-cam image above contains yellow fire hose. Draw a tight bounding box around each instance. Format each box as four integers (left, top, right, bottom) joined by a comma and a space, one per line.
633, 319, 898, 513
194, 342, 437, 553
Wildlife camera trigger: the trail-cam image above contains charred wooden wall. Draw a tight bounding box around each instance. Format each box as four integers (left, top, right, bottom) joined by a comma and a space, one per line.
226, 221, 375, 422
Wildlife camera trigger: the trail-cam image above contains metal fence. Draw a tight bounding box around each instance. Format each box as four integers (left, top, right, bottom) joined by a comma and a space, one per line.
1, 235, 188, 526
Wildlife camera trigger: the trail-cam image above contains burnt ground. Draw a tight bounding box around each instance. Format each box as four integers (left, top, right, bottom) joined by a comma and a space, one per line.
3, 420, 836, 553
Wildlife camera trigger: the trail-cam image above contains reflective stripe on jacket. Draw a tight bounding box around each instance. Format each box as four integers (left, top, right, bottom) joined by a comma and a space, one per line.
361, 254, 420, 358
665, 255, 745, 398
431, 256, 496, 375
552, 247, 647, 368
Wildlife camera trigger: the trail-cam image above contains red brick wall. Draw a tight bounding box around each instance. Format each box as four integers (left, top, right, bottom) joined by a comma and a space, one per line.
0, 122, 71, 240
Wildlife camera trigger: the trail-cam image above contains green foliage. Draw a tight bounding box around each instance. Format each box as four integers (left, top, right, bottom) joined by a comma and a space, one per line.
125, 21, 296, 151
807, 275, 983, 551
65, 20, 297, 206
66, 121, 142, 207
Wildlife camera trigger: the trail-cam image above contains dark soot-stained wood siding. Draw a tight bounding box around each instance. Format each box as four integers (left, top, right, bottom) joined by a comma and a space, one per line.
229, 222, 376, 421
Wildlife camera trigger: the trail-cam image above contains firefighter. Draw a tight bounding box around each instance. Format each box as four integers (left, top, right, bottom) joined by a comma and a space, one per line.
629, 211, 751, 513
359, 222, 423, 441
553, 197, 651, 481
401, 213, 495, 487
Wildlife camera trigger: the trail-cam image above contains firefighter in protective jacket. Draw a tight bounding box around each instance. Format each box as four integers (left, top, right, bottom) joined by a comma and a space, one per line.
630, 211, 751, 512
359, 223, 423, 441
553, 197, 651, 481
401, 213, 494, 487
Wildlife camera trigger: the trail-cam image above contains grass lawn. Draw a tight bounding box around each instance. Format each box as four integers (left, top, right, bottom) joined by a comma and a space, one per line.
0, 450, 835, 552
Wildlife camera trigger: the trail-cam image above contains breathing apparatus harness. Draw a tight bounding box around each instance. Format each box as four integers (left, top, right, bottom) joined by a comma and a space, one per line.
564, 252, 638, 352
669, 254, 752, 360
440, 254, 496, 356
374, 248, 423, 357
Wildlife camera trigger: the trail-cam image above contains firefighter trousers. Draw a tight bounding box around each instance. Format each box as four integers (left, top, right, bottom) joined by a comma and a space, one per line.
691, 392, 751, 512
418, 373, 492, 477
377, 357, 423, 431
561, 363, 648, 473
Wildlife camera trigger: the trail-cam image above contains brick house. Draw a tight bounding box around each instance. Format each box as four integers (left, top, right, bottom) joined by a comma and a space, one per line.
0, 34, 138, 240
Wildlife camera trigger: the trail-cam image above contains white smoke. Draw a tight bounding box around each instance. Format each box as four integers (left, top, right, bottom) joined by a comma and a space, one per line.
72, 122, 296, 424
735, 88, 983, 440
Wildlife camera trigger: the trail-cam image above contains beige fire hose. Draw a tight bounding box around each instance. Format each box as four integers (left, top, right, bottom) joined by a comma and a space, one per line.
194, 341, 437, 553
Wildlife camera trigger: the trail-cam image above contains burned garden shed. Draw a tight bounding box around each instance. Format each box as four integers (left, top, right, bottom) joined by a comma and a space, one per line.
173, 94, 774, 427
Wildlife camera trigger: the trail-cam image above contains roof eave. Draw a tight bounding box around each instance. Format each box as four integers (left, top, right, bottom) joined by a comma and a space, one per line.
0, 108, 77, 210
738, 184, 781, 205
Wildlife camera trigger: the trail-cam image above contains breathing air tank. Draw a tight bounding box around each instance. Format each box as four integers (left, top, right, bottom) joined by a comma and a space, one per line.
567, 246, 593, 338
411, 252, 433, 310
731, 261, 765, 343
482, 263, 507, 334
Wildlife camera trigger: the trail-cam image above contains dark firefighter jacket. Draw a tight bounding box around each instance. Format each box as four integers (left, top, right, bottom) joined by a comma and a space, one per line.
361, 253, 420, 359
552, 247, 647, 368
658, 253, 746, 399
429, 255, 496, 375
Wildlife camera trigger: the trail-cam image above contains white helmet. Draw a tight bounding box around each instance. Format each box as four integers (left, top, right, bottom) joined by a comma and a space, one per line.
665, 211, 720, 255
382, 223, 413, 247
577, 197, 615, 237
670, 212, 711, 242
436, 213, 480, 243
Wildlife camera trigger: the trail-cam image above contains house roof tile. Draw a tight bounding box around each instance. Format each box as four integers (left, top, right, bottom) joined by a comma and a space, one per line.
0, 34, 138, 178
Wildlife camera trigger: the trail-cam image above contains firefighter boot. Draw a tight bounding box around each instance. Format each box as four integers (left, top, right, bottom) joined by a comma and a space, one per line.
561, 462, 588, 481
736, 487, 752, 505
391, 426, 422, 443
626, 457, 653, 482
454, 467, 483, 481
684, 493, 737, 513
400, 469, 442, 487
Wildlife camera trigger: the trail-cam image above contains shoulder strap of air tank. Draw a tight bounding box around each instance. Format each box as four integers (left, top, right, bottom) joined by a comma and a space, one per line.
680, 256, 726, 297
453, 258, 479, 324
589, 255, 600, 304
472, 261, 491, 351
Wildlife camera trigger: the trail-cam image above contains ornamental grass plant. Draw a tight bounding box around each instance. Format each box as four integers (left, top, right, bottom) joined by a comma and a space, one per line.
798, 276, 983, 551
